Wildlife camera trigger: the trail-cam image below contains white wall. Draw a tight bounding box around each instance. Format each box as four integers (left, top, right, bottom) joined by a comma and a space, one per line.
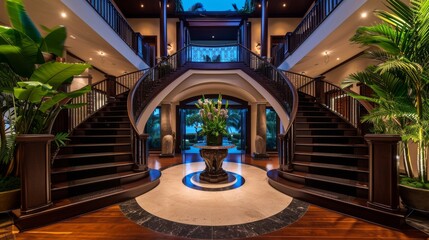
128, 18, 179, 58
129, 18, 301, 58
248, 18, 301, 57
323, 54, 379, 92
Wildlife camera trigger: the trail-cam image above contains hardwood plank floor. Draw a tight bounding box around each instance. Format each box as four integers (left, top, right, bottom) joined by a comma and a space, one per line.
11, 154, 429, 240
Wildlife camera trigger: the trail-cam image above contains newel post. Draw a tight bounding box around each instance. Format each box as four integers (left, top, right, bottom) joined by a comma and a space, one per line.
365, 134, 401, 211
314, 75, 326, 105
133, 133, 149, 172
278, 130, 293, 172
16, 134, 55, 214
105, 74, 117, 102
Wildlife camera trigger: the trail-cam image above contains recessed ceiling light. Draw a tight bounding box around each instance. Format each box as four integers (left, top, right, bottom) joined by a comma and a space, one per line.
140, 4, 144, 8
283, 3, 286, 7
336, 57, 340, 61
89, 57, 93, 61
323, 51, 329, 56
167, 4, 170, 7
258, 4, 261, 7
60, 12, 67, 18
361, 12, 368, 18
212, 35, 215, 39
70, 35, 76, 39
98, 51, 105, 56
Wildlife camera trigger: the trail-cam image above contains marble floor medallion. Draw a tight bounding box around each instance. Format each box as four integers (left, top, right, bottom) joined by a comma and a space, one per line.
120, 162, 308, 239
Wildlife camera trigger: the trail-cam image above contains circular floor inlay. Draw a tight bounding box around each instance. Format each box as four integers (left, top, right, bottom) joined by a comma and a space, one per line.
183, 170, 245, 191
120, 162, 308, 239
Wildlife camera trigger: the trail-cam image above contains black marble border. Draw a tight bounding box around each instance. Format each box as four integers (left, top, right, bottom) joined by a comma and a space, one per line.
182, 171, 245, 192
120, 198, 308, 239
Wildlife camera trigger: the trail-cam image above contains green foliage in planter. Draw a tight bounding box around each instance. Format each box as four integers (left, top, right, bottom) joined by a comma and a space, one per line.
0, 0, 91, 177
0, 176, 20, 192
341, 0, 429, 183
401, 177, 429, 189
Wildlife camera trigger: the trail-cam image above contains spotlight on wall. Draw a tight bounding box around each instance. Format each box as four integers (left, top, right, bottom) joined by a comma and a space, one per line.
256, 43, 261, 51
167, 43, 173, 51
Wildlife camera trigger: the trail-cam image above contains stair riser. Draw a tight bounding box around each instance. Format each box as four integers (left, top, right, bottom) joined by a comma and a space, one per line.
305, 180, 369, 199
68, 137, 130, 144
73, 129, 131, 135
87, 116, 130, 122
293, 157, 369, 169
79, 122, 131, 128
294, 154, 367, 161
295, 129, 357, 136
298, 102, 318, 107
104, 106, 127, 111
53, 155, 132, 168
59, 145, 131, 154
293, 166, 368, 181
298, 107, 322, 111
295, 137, 364, 144
297, 112, 330, 116
295, 146, 368, 155
52, 165, 134, 183
94, 111, 128, 117
296, 117, 342, 122
52, 180, 121, 201
295, 122, 350, 128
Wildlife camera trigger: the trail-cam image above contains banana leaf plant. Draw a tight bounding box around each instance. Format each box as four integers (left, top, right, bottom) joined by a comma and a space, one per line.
342, 0, 429, 186
0, 0, 91, 178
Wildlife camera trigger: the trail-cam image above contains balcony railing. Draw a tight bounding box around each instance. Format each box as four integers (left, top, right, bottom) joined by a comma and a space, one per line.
85, 0, 150, 64
284, 0, 344, 56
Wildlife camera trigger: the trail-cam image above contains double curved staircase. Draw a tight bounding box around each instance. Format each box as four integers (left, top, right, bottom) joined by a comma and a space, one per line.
14, 44, 403, 230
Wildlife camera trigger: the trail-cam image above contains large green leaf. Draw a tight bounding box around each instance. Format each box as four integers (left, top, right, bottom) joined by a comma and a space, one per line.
14, 81, 53, 103
0, 26, 43, 77
40, 26, 66, 57
39, 85, 91, 112
6, 0, 42, 44
29, 62, 90, 89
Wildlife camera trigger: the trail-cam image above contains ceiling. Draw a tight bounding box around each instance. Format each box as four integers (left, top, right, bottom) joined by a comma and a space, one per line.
113, 0, 315, 18
189, 27, 239, 41
0, 0, 139, 78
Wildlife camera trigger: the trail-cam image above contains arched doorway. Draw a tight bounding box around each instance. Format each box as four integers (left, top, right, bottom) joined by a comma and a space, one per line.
176, 94, 250, 154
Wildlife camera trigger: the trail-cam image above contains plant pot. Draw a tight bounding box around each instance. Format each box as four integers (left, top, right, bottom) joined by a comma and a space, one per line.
399, 184, 429, 212
0, 188, 20, 212
206, 134, 222, 146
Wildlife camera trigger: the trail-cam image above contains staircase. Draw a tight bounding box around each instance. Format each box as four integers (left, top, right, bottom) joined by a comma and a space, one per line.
14, 93, 161, 230
283, 92, 369, 198
268, 92, 406, 228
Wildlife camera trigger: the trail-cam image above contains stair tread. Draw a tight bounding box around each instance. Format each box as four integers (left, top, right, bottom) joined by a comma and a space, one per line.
295, 121, 346, 124
75, 128, 130, 131
286, 171, 368, 189
52, 171, 145, 190
70, 135, 130, 138
296, 143, 367, 147
293, 161, 368, 173
295, 128, 355, 130
63, 143, 131, 148
52, 161, 134, 174
52, 170, 159, 207
269, 170, 367, 205
84, 121, 130, 124
296, 135, 363, 138
56, 151, 131, 159
295, 151, 368, 159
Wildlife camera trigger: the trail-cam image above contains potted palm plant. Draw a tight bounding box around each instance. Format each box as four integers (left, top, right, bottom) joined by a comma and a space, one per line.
342, 0, 429, 212
0, 0, 90, 213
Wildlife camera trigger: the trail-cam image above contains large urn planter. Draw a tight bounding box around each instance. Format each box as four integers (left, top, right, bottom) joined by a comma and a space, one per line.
399, 184, 429, 212
0, 188, 20, 212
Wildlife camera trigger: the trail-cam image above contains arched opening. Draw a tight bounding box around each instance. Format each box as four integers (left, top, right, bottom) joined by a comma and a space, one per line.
176, 94, 250, 154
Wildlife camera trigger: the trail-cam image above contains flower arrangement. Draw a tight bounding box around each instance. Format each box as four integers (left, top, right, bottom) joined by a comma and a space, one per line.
195, 94, 229, 145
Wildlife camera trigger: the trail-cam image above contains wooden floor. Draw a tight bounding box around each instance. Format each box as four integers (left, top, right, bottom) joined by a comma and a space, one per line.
11, 154, 429, 240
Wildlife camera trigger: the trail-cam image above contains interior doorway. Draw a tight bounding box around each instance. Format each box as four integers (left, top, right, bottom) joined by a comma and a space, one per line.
176, 95, 250, 154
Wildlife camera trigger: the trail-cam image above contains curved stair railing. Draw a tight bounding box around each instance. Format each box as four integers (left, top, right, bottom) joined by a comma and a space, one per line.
52, 69, 148, 133
127, 44, 299, 173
